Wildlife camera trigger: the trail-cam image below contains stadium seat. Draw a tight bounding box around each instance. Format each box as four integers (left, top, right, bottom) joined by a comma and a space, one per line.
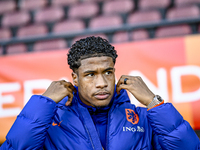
89, 15, 123, 29
0, 28, 11, 41
112, 31, 129, 43
2, 11, 30, 27
174, 0, 200, 7
17, 24, 48, 38
102, 0, 134, 15
68, 2, 99, 19
19, 0, 48, 11
7, 44, 27, 54
53, 19, 85, 33
34, 6, 64, 23
52, 0, 79, 6
131, 29, 149, 41
33, 39, 67, 51
155, 24, 192, 38
0, 1, 16, 14
166, 5, 200, 20
127, 10, 161, 25
138, 0, 171, 10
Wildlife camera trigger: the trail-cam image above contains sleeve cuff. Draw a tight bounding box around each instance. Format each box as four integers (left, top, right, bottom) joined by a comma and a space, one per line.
147, 100, 164, 111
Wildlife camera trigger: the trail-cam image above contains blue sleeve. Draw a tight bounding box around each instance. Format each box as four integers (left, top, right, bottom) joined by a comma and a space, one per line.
0, 95, 57, 150
147, 103, 200, 150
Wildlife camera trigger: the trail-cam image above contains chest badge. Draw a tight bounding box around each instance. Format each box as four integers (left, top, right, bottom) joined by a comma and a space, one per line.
125, 109, 139, 125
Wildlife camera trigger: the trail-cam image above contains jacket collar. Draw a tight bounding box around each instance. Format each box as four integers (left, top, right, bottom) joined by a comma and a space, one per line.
58, 85, 130, 110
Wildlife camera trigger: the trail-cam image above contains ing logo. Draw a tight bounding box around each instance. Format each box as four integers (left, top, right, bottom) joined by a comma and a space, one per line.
125, 109, 139, 125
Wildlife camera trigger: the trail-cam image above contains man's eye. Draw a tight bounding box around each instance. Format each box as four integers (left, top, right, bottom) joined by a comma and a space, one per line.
87, 73, 94, 77
105, 71, 112, 75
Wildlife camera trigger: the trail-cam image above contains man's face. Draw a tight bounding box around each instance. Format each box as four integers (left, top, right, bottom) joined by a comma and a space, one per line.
72, 56, 115, 107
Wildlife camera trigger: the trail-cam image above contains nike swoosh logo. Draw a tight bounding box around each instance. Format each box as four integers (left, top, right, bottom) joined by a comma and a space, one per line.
52, 121, 63, 126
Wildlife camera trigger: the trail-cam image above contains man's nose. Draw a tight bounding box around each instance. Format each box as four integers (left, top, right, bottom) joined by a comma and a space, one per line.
95, 75, 108, 88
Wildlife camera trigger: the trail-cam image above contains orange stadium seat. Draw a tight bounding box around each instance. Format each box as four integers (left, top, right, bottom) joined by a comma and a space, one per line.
112, 31, 129, 43
2, 11, 30, 27
68, 2, 99, 19
17, 24, 48, 38
138, 0, 171, 10
0, 28, 12, 41
102, 0, 134, 15
7, 44, 27, 55
155, 24, 192, 38
166, 5, 200, 20
34, 6, 64, 23
52, 0, 79, 6
33, 39, 67, 51
19, 0, 48, 11
175, 0, 200, 7
0, 0, 16, 14
53, 19, 85, 33
127, 10, 161, 25
131, 29, 149, 41
89, 15, 123, 29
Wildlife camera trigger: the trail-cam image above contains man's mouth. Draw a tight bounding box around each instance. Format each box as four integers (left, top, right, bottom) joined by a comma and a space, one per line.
94, 92, 110, 100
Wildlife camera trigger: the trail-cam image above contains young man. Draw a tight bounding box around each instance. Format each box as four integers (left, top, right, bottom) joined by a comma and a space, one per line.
1, 36, 200, 149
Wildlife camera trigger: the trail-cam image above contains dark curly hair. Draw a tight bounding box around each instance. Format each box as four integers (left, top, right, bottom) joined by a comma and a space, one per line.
67, 36, 118, 72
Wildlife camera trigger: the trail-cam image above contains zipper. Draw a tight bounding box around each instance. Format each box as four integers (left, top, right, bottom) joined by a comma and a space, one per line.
74, 97, 96, 150
106, 108, 111, 150
84, 123, 95, 150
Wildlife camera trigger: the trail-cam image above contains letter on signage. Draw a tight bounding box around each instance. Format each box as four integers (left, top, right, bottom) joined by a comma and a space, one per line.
0, 82, 21, 118
171, 65, 200, 103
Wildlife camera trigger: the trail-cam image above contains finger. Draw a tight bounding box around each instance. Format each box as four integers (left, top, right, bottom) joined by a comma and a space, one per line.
67, 83, 77, 93
116, 85, 121, 94
69, 84, 77, 93
116, 76, 125, 88
59, 80, 68, 84
116, 76, 129, 94
116, 84, 129, 94
62, 81, 77, 93
65, 92, 74, 106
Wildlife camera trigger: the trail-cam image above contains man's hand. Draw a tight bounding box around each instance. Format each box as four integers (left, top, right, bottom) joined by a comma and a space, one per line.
42, 80, 77, 106
116, 75, 155, 106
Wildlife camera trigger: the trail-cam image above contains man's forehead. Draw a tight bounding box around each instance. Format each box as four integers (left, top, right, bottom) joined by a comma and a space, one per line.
79, 56, 114, 70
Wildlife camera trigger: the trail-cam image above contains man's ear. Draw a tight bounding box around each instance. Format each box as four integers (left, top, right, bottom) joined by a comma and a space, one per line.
72, 72, 78, 86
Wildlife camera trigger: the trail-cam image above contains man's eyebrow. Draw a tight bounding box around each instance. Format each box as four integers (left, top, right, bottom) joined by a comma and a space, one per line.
104, 67, 115, 71
83, 67, 114, 74
83, 70, 96, 74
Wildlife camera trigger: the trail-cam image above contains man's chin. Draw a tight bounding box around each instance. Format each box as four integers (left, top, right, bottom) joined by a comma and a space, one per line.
93, 99, 112, 107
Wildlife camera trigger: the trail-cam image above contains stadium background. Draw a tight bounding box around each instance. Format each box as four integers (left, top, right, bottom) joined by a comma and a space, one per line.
0, 0, 200, 145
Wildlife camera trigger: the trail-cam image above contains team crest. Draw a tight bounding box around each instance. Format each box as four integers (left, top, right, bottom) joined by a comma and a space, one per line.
125, 109, 139, 125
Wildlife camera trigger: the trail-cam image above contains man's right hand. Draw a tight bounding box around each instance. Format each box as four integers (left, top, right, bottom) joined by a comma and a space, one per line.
42, 80, 77, 106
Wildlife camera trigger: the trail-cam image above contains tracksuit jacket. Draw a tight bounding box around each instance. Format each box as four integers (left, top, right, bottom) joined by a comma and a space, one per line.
1, 88, 200, 150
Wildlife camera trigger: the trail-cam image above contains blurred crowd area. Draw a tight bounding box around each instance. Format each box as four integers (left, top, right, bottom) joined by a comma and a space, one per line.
0, 0, 200, 55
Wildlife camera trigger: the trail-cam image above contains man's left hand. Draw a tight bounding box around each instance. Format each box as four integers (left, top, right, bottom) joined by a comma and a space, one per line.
116, 75, 155, 106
